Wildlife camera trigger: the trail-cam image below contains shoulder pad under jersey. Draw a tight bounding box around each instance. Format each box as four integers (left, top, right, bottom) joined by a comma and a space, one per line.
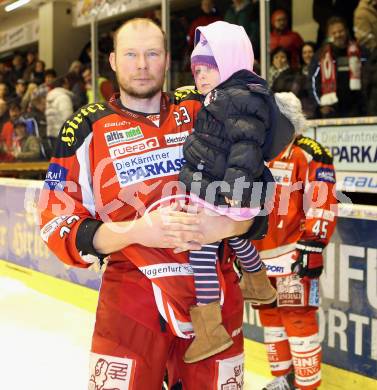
173, 87, 201, 104
54, 103, 113, 158
295, 136, 333, 164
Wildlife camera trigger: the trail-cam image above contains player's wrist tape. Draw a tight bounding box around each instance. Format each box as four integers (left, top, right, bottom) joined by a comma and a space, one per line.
295, 240, 325, 253
76, 218, 107, 259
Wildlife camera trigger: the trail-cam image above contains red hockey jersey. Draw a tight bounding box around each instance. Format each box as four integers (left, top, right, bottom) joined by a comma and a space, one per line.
39, 91, 235, 337
253, 136, 338, 277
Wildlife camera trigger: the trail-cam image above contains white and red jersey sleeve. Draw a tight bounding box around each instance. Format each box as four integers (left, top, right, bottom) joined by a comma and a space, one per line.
294, 136, 337, 246
38, 103, 109, 268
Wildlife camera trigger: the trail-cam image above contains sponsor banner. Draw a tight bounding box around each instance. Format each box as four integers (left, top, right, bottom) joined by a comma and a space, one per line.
244, 210, 377, 379
315, 125, 377, 171
0, 20, 38, 53
1, 182, 101, 290
109, 137, 159, 159
74, 0, 158, 27
139, 263, 193, 279
338, 204, 377, 220
336, 172, 377, 194
113, 146, 185, 187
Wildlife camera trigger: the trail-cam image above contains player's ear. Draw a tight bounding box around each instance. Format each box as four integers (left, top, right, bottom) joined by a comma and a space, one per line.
109, 52, 116, 72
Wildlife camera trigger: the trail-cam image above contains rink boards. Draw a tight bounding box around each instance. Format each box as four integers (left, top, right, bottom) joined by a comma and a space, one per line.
0, 178, 376, 385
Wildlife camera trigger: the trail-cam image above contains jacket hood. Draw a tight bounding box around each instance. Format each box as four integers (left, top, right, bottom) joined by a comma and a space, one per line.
219, 69, 268, 91
194, 21, 254, 83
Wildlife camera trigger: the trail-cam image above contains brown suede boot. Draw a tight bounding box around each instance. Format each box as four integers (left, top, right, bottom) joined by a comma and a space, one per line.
183, 301, 234, 363
240, 268, 277, 304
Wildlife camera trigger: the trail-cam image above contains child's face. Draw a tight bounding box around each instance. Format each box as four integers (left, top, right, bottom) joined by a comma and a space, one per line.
193, 65, 221, 95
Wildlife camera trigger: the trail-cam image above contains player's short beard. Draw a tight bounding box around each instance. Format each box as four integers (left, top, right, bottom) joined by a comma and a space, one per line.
117, 74, 165, 99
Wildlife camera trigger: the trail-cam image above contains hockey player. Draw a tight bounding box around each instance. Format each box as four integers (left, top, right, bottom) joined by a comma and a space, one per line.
253, 92, 337, 390
38, 18, 292, 389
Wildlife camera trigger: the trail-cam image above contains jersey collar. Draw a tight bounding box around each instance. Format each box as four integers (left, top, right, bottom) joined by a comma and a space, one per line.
107, 92, 171, 127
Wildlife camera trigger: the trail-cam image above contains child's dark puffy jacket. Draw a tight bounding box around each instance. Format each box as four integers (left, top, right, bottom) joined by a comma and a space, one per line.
179, 70, 294, 207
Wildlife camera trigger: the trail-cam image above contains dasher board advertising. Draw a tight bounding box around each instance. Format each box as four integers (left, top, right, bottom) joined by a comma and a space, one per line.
315, 125, 377, 172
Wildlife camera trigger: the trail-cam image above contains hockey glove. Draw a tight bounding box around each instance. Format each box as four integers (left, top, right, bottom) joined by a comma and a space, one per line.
291, 240, 325, 278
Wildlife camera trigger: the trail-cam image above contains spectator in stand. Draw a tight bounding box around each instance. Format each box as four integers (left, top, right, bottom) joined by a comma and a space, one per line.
26, 94, 51, 159
298, 42, 317, 118
82, 66, 113, 103
354, 0, 377, 52
0, 99, 8, 131
300, 41, 316, 76
33, 68, 57, 100
28, 95, 47, 139
11, 119, 41, 161
45, 75, 74, 148
271, 46, 317, 119
187, 0, 221, 48
23, 51, 37, 82
0, 82, 9, 102
224, 0, 260, 58
0, 62, 11, 87
270, 9, 303, 69
10, 79, 28, 106
0, 102, 21, 154
30, 60, 46, 85
309, 16, 368, 118
9, 54, 25, 86
313, 0, 359, 47
269, 47, 290, 84
79, 43, 92, 66
66, 71, 87, 111
69, 60, 83, 75
21, 82, 38, 112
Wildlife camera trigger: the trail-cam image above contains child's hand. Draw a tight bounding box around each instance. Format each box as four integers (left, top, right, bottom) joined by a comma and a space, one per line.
225, 197, 240, 207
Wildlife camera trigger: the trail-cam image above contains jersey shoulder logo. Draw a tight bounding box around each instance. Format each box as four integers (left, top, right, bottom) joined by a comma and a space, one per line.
295, 136, 333, 164
55, 103, 111, 157
173, 87, 201, 104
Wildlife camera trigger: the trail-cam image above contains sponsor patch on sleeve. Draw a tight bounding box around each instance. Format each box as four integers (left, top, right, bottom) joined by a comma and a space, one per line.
44, 163, 68, 190
315, 168, 335, 183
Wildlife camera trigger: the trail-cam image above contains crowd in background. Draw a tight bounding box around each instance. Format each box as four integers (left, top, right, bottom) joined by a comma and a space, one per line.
0, 0, 376, 163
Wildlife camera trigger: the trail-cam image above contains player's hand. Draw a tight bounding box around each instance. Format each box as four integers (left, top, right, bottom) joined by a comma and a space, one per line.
139, 203, 204, 251
173, 203, 253, 246
291, 240, 325, 278
225, 197, 241, 207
